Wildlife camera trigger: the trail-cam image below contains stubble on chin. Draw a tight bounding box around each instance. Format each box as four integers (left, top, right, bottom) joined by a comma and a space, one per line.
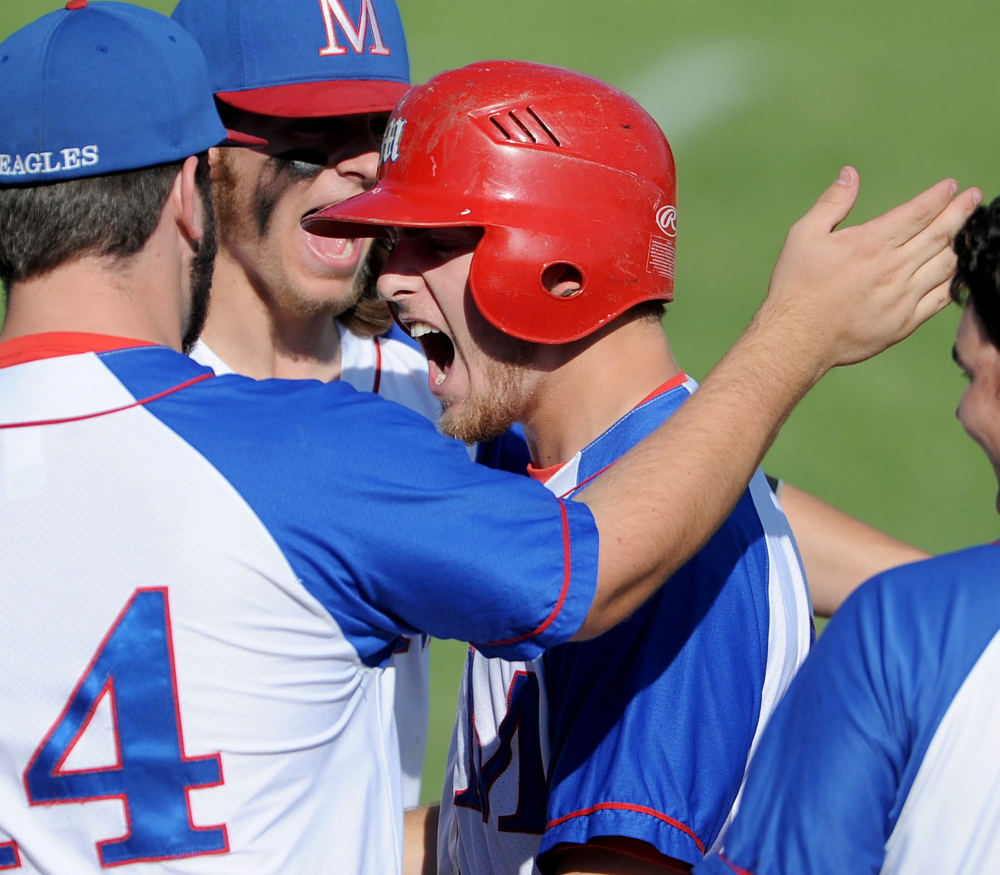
438, 358, 532, 444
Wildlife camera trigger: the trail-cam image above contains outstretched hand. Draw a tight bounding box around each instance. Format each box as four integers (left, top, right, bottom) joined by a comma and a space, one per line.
759, 167, 982, 378
575, 169, 981, 640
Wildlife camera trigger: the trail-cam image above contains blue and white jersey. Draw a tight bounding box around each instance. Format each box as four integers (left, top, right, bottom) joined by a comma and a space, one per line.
696, 542, 1000, 875
438, 376, 812, 875
192, 321, 441, 425
0, 334, 599, 875
191, 320, 441, 808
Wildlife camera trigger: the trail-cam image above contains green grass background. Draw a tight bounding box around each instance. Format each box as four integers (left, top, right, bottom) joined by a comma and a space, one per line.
4, 0, 999, 804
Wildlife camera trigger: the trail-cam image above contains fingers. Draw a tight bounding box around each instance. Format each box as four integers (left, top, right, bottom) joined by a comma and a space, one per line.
903, 244, 958, 336
865, 177, 959, 248
902, 186, 983, 266
908, 279, 954, 330
909, 242, 958, 293
762, 169, 981, 375
798, 166, 861, 234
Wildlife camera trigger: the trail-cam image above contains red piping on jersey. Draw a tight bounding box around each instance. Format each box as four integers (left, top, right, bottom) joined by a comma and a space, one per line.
716, 853, 755, 875
527, 373, 691, 494
638, 372, 688, 406
547, 802, 706, 855
372, 336, 383, 395
0, 373, 214, 430
486, 499, 574, 646
559, 461, 616, 498
0, 333, 214, 429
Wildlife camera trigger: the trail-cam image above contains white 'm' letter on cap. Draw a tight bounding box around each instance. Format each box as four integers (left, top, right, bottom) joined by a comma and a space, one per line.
318, 0, 390, 57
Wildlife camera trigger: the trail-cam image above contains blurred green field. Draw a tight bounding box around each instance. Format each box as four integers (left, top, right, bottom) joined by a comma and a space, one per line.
4, 0, 999, 805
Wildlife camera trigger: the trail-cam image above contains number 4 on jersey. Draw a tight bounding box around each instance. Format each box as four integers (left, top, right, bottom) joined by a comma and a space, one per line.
453, 668, 546, 834
0, 840, 20, 870
24, 588, 228, 866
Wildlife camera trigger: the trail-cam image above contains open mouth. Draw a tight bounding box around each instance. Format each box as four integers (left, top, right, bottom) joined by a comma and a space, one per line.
308, 235, 358, 259
301, 207, 360, 262
408, 320, 455, 390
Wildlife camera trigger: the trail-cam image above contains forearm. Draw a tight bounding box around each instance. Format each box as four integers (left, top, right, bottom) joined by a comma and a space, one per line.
574, 305, 822, 638
403, 805, 438, 875
778, 482, 930, 616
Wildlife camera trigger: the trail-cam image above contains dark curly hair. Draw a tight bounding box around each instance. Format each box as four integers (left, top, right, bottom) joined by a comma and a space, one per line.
951, 195, 1000, 349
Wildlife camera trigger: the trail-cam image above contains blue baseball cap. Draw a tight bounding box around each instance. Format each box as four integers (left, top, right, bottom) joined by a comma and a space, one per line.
172, 0, 410, 119
0, 1, 227, 186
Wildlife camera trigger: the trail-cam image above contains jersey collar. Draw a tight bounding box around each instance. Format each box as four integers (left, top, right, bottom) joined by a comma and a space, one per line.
0, 332, 157, 368
526, 372, 690, 485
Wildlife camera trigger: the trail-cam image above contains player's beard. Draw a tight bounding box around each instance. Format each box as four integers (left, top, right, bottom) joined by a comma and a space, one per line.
211, 150, 363, 320
182, 184, 218, 355
438, 339, 535, 445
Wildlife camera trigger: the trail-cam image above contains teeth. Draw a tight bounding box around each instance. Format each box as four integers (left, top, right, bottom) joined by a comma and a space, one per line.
409, 322, 440, 338
434, 373, 446, 386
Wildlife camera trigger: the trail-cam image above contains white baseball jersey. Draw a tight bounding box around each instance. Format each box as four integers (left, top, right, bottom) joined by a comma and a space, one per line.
438, 376, 813, 875
696, 542, 1000, 875
190, 320, 439, 808
0, 333, 600, 875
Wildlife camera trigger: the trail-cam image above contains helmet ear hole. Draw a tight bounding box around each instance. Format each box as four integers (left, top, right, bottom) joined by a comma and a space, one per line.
542, 263, 584, 299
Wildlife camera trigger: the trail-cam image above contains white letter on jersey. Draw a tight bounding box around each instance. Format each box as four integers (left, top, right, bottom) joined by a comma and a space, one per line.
317, 0, 391, 57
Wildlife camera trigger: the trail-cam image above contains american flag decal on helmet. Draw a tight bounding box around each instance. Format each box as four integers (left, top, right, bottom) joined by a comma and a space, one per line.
647, 236, 675, 278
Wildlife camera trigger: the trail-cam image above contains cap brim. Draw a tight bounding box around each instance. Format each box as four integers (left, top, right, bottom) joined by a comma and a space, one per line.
304, 185, 484, 239
221, 128, 270, 147
217, 80, 409, 118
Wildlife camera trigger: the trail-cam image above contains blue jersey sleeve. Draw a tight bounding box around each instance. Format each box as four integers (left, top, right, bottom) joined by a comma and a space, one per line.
539, 490, 771, 867
103, 348, 600, 667
696, 579, 902, 875
697, 546, 1000, 875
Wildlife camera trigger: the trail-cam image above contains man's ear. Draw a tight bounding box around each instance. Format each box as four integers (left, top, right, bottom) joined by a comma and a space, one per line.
175, 154, 203, 246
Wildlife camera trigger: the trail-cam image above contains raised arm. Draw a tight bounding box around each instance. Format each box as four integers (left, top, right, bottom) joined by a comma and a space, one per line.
572, 169, 980, 640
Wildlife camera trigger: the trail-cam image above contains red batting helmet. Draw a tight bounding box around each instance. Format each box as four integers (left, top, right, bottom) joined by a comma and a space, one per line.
304, 60, 677, 344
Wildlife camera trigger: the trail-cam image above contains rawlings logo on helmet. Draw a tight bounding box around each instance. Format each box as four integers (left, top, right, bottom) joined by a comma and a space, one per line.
656, 205, 677, 238
381, 117, 406, 164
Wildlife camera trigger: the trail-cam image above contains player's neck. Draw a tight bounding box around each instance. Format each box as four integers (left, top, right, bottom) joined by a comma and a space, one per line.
521, 317, 681, 469
0, 243, 185, 351
199, 249, 344, 381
